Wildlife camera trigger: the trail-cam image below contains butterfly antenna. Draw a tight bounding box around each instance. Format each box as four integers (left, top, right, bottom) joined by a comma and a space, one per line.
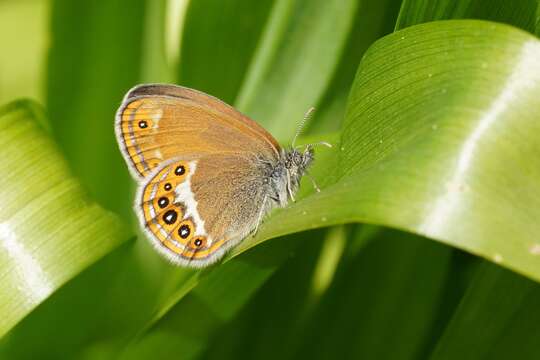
292, 107, 315, 148
303, 141, 333, 149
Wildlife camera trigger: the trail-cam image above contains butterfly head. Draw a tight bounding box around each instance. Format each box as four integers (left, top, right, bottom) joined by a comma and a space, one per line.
266, 146, 314, 206
285, 145, 314, 175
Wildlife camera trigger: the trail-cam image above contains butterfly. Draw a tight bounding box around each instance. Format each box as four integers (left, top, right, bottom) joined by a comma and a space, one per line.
115, 84, 327, 267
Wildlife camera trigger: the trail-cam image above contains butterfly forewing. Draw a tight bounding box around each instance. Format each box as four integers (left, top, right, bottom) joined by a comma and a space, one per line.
116, 84, 284, 267
115, 84, 280, 179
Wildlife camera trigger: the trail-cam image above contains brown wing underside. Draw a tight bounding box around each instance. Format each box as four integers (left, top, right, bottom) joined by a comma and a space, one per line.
191, 154, 267, 242
138, 154, 267, 266
116, 84, 280, 179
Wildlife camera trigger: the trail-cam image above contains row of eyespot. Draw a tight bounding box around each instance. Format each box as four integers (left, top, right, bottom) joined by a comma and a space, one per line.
159, 164, 204, 248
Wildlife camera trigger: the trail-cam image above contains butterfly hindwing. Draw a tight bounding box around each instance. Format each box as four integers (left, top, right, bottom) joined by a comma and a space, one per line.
138, 159, 222, 266
137, 154, 268, 267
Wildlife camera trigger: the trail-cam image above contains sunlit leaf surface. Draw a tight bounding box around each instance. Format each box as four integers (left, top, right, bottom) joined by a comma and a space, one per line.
0, 101, 129, 338
250, 20, 540, 281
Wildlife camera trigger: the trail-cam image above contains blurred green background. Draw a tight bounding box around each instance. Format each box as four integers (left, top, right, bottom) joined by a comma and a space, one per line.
0, 0, 540, 359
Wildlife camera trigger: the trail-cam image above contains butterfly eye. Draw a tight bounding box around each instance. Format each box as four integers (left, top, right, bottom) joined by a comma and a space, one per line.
164, 183, 172, 191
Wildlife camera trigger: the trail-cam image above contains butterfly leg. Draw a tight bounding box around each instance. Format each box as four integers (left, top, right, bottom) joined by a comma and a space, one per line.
252, 195, 268, 236
286, 169, 295, 202
306, 172, 321, 193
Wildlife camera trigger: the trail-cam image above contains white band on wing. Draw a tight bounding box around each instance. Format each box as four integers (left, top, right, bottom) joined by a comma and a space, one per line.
174, 161, 211, 244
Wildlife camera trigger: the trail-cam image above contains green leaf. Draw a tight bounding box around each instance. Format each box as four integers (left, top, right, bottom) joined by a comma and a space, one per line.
307, 0, 403, 134
200, 229, 464, 360
47, 0, 146, 218
178, 0, 275, 104
395, 0, 539, 34
0, 101, 129, 338
537, 4, 540, 36
120, 233, 315, 360
140, 0, 173, 83
201, 230, 329, 360
235, 0, 359, 139
249, 20, 540, 282
429, 262, 540, 360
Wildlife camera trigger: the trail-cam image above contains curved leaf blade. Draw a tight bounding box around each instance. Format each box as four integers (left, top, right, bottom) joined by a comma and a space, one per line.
47, 0, 145, 218
178, 0, 275, 104
235, 0, 359, 139
247, 20, 540, 282
429, 262, 538, 359
0, 101, 130, 338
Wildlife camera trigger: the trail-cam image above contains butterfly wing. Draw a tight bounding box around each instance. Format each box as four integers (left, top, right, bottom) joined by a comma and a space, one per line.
137, 154, 268, 267
115, 84, 280, 180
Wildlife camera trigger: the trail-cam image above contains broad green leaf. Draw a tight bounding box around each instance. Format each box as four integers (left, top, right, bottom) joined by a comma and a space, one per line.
119, 232, 318, 360
200, 229, 462, 360
395, 0, 539, 34
201, 231, 328, 360
0, 241, 181, 359
0, 101, 129, 338
245, 20, 540, 282
280, 230, 453, 360
178, 0, 275, 104
537, 4, 540, 36
235, 0, 359, 139
430, 262, 540, 360
47, 0, 145, 218
140, 0, 173, 83
308, 0, 403, 134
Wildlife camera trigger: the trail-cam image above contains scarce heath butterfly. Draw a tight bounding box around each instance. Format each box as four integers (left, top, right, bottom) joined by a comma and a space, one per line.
115, 84, 328, 267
